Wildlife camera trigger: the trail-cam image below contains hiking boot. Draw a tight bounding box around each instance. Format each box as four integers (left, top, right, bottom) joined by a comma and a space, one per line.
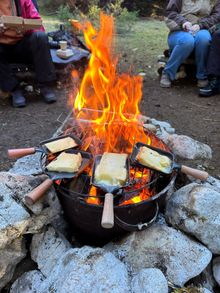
40, 86, 57, 103
199, 77, 220, 97
197, 79, 208, 88
160, 71, 171, 88
11, 89, 26, 108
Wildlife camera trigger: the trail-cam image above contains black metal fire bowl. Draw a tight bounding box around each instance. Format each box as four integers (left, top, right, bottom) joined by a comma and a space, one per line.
56, 171, 177, 245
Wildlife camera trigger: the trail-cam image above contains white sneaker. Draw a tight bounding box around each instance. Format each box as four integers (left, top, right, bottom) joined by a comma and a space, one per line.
160, 71, 171, 88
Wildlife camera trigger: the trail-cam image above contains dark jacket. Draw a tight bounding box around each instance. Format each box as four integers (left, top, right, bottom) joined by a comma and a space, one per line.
165, 0, 220, 31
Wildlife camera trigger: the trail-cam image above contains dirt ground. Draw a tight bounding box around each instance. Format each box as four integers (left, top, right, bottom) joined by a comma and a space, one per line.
0, 88, 70, 171
142, 78, 220, 178
0, 76, 219, 178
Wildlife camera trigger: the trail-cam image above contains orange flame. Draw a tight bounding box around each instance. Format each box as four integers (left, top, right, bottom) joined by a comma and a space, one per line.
70, 14, 169, 206
72, 13, 148, 155
87, 186, 100, 205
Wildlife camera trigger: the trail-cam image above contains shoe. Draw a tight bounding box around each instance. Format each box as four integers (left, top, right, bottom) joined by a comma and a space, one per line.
40, 86, 57, 103
199, 77, 220, 97
11, 89, 26, 108
197, 79, 208, 88
160, 71, 171, 88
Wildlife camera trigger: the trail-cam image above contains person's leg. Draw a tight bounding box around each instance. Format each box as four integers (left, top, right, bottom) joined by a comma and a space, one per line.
14, 31, 57, 103
0, 44, 19, 92
199, 30, 220, 96
30, 32, 56, 84
207, 29, 220, 76
194, 29, 211, 81
0, 44, 26, 107
164, 31, 195, 81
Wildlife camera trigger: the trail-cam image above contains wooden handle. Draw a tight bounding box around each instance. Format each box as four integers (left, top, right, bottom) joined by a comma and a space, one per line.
8, 147, 36, 159
101, 193, 114, 229
24, 178, 53, 205
181, 165, 209, 181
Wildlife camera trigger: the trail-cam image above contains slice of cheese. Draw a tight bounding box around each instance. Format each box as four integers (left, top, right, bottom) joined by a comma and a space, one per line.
44, 137, 77, 153
46, 152, 82, 173
94, 152, 128, 186
137, 146, 171, 173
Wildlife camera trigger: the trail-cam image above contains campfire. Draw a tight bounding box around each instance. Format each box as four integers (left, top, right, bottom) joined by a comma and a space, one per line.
61, 13, 171, 205
5, 13, 177, 242
51, 13, 176, 242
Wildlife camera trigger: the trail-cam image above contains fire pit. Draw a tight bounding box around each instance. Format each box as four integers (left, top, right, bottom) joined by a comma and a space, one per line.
50, 120, 176, 244
53, 14, 177, 244
56, 166, 176, 244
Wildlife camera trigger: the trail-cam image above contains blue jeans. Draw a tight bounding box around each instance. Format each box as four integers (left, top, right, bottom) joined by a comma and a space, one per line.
164, 30, 211, 81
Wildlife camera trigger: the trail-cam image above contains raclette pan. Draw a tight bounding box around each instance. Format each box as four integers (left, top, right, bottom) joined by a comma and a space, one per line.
8, 134, 82, 159
131, 142, 209, 181
91, 154, 130, 229
25, 149, 92, 205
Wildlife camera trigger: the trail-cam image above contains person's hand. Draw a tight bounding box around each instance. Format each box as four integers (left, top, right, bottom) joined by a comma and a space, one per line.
15, 27, 25, 37
182, 21, 192, 32
191, 24, 200, 35
0, 23, 6, 35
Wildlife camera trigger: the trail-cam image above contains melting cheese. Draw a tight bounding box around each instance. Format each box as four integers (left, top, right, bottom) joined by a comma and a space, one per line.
46, 152, 82, 173
44, 137, 77, 153
137, 146, 171, 173
94, 152, 128, 186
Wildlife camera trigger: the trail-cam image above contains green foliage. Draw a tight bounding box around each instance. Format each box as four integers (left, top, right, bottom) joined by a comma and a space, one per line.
171, 285, 207, 293
44, 0, 138, 33
117, 9, 138, 24
87, 4, 101, 22
105, 0, 124, 16
103, 0, 138, 33
57, 4, 74, 22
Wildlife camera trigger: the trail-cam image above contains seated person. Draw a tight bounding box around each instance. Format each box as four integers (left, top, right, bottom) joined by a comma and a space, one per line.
0, 0, 56, 107
160, 0, 220, 89
199, 28, 220, 97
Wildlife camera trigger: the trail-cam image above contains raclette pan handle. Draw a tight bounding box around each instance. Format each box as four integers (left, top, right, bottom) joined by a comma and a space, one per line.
101, 193, 114, 229
180, 165, 209, 181
8, 147, 36, 159
25, 178, 53, 205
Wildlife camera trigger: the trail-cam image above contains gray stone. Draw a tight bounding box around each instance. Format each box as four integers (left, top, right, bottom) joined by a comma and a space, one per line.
0, 173, 31, 249
165, 127, 175, 134
0, 237, 26, 291
10, 270, 45, 293
191, 263, 216, 293
105, 223, 212, 286
0, 172, 61, 249
165, 183, 220, 254
138, 115, 150, 124
9, 153, 42, 175
156, 128, 171, 144
213, 257, 220, 286
150, 119, 172, 129
203, 289, 213, 293
167, 134, 212, 160
143, 124, 157, 133
205, 176, 220, 193
131, 268, 168, 293
37, 246, 129, 293
31, 226, 71, 277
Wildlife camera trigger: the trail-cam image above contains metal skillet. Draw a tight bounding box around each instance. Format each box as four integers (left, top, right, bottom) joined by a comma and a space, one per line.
91, 154, 130, 229
130, 142, 209, 180
7, 134, 82, 159
25, 149, 92, 205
